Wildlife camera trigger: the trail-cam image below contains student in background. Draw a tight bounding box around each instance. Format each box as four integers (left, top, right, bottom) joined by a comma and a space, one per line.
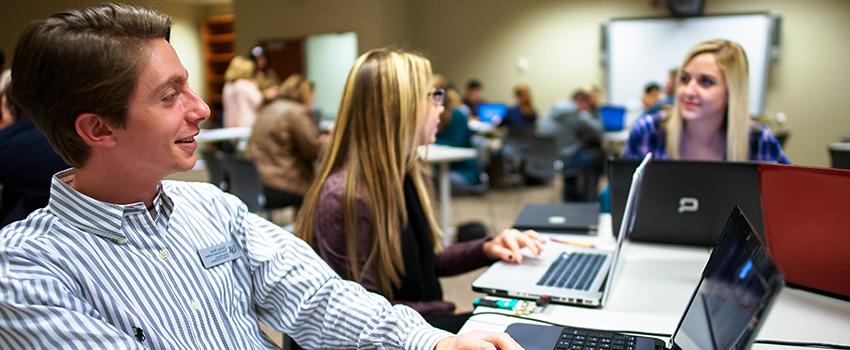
222, 56, 263, 128
624, 39, 788, 163
538, 87, 605, 201
295, 49, 544, 333
433, 75, 481, 186
0, 88, 13, 129
642, 82, 662, 115
246, 74, 326, 212
249, 45, 281, 100
0, 50, 9, 92
662, 67, 678, 106
500, 84, 537, 130
461, 79, 485, 116
0, 87, 68, 226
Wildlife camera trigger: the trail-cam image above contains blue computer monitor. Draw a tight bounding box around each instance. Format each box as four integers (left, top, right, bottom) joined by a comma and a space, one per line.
477, 103, 508, 124
599, 105, 627, 131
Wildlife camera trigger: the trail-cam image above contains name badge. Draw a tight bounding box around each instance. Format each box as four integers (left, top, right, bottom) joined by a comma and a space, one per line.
198, 241, 243, 269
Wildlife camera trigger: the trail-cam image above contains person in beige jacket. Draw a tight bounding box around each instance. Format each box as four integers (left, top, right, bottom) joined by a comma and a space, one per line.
246, 75, 326, 211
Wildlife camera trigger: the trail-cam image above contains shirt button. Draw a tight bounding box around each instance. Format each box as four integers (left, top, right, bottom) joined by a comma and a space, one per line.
189, 299, 201, 311
158, 249, 169, 261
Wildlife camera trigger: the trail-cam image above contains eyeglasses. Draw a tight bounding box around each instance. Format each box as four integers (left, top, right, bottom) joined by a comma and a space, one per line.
427, 89, 446, 107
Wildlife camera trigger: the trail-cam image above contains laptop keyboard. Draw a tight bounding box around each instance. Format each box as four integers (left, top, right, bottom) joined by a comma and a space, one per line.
553, 327, 638, 350
537, 252, 607, 291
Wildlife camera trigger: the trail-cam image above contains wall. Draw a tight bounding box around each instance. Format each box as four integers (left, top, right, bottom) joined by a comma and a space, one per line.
0, 0, 233, 102
4, 0, 847, 165
233, 0, 410, 57
406, 0, 850, 166
408, 0, 664, 120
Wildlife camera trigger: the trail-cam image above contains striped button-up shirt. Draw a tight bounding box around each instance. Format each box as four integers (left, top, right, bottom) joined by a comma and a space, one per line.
0, 169, 450, 349
623, 113, 790, 164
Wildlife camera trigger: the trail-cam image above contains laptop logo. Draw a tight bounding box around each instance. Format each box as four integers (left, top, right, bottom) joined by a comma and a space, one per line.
548, 216, 567, 224
678, 197, 699, 213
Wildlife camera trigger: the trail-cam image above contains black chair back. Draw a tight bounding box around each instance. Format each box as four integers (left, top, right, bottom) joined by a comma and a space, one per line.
829, 143, 850, 170
201, 149, 229, 191
522, 135, 560, 181
219, 155, 265, 212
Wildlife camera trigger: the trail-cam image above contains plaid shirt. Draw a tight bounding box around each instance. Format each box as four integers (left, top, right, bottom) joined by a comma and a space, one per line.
623, 114, 790, 164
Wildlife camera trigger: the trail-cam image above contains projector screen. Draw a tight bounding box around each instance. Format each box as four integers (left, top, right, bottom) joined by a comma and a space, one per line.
606, 13, 775, 116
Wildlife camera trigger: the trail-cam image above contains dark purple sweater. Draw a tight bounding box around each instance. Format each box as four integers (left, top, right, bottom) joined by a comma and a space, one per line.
313, 170, 494, 314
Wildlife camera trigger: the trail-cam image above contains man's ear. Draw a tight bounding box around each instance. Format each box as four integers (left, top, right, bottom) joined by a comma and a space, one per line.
75, 113, 117, 148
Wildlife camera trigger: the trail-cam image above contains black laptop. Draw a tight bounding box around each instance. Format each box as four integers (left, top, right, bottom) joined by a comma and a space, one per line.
609, 159, 764, 246
506, 206, 784, 350
513, 203, 600, 234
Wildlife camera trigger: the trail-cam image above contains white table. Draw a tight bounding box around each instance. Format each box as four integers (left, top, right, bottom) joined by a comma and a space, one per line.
460, 214, 850, 349
192, 127, 253, 171
418, 144, 478, 243
196, 126, 252, 143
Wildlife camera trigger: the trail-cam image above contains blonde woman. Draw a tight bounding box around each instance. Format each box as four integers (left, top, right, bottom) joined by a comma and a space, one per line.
624, 39, 788, 163
245, 75, 325, 211
222, 56, 262, 128
295, 49, 543, 333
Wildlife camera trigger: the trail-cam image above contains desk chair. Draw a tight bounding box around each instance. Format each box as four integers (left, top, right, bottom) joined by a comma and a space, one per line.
201, 149, 229, 191
522, 135, 560, 184
218, 154, 298, 217
829, 143, 850, 170
562, 149, 604, 202
218, 154, 266, 212
491, 125, 535, 187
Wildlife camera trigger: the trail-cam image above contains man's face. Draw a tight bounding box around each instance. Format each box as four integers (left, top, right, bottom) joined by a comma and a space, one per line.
575, 96, 591, 112
466, 88, 482, 102
110, 39, 210, 179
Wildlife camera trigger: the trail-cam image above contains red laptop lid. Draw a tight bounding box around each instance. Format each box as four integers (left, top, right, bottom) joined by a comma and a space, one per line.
758, 163, 850, 298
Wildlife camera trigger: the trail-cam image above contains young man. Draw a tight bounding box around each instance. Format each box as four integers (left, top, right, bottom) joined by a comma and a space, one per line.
0, 4, 520, 350
462, 79, 485, 117
537, 87, 605, 201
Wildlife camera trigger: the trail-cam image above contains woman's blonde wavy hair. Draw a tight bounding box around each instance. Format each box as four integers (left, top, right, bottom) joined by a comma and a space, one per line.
666, 39, 751, 161
295, 48, 442, 297
224, 56, 255, 83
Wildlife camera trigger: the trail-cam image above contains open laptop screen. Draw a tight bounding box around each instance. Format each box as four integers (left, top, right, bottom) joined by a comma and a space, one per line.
608, 159, 763, 246
477, 103, 508, 124
671, 207, 783, 350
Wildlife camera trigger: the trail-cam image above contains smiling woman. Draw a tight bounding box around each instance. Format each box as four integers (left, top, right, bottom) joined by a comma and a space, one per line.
623, 39, 789, 164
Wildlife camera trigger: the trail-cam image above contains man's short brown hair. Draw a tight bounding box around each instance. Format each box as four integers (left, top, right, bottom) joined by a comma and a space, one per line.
10, 3, 171, 167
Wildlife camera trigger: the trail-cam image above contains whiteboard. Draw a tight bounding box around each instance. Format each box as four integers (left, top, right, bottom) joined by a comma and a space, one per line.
306, 32, 358, 120
606, 14, 774, 116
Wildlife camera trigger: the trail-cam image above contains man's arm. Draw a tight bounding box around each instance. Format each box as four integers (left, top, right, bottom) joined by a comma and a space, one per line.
240, 212, 451, 349
0, 248, 144, 350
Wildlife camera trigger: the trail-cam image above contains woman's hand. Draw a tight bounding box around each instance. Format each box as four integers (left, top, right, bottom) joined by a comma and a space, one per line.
483, 229, 545, 264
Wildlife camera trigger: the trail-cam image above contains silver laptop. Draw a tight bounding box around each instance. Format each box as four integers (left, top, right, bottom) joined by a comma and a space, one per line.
472, 153, 651, 307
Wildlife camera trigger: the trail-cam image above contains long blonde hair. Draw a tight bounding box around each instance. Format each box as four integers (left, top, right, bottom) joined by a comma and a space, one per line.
295, 48, 442, 297
666, 39, 750, 161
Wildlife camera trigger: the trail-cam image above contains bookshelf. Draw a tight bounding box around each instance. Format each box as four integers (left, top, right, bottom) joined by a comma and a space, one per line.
201, 14, 235, 125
